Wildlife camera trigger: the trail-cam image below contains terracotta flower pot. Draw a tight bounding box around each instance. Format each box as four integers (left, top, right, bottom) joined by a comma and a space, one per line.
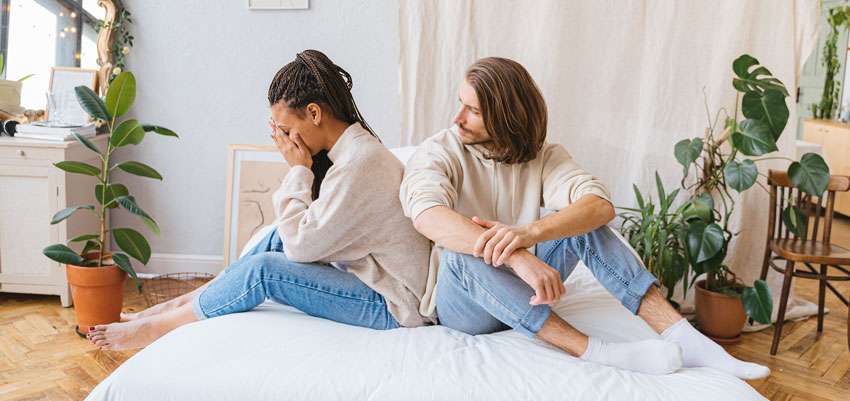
694, 279, 747, 344
66, 252, 126, 334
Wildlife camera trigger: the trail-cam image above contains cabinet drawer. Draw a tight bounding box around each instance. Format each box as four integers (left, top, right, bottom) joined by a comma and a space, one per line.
0, 146, 60, 161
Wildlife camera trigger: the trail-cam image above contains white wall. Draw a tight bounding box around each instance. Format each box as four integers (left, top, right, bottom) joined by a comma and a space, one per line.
113, 0, 401, 272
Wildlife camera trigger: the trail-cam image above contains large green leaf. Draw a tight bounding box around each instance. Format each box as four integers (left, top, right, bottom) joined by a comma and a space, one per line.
731, 119, 778, 156
68, 233, 99, 243
54, 161, 101, 177
114, 195, 161, 235
111, 252, 142, 292
43, 243, 84, 265
686, 221, 724, 263
72, 132, 102, 156
110, 119, 146, 148
81, 240, 100, 256
742, 280, 773, 324
95, 183, 129, 209
683, 193, 714, 223
115, 161, 162, 180
724, 159, 758, 192
731, 54, 790, 96
50, 205, 95, 224
788, 153, 831, 196
74, 86, 111, 121
741, 89, 789, 140
112, 227, 151, 265
674, 138, 703, 170
105, 71, 136, 118
782, 205, 809, 238
142, 124, 179, 138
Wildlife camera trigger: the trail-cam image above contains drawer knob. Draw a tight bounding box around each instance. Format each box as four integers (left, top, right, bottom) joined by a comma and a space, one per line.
16, 149, 24, 156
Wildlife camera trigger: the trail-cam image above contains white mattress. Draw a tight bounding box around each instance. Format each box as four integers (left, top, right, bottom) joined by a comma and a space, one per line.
85, 262, 764, 401
86, 147, 764, 400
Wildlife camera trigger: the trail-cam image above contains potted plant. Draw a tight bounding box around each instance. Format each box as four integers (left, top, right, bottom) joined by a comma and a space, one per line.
41, 71, 178, 335
0, 54, 34, 116
673, 54, 831, 342
618, 172, 689, 309
811, 4, 850, 120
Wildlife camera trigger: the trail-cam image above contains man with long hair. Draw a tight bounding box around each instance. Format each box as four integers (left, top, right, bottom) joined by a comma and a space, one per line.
401, 57, 769, 379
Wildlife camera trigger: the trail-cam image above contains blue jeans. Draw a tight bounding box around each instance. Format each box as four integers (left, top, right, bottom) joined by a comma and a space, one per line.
191, 228, 400, 330
435, 225, 658, 337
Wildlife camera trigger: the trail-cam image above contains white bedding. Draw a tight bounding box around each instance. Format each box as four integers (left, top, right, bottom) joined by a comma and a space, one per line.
85, 261, 763, 401
85, 147, 764, 400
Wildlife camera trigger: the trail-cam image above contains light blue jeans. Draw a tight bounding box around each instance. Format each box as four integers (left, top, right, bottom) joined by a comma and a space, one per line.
435, 225, 658, 337
191, 228, 400, 330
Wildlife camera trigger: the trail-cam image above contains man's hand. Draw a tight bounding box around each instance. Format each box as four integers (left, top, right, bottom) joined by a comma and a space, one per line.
269, 120, 313, 168
507, 250, 565, 305
472, 216, 538, 266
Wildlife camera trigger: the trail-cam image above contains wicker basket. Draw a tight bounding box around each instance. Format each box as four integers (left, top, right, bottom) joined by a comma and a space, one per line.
142, 272, 215, 307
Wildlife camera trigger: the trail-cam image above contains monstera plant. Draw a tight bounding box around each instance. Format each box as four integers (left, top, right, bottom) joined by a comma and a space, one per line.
41, 71, 178, 333
672, 54, 830, 339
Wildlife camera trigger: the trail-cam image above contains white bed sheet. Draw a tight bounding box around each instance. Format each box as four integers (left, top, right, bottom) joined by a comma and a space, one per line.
86, 146, 764, 400
85, 261, 763, 401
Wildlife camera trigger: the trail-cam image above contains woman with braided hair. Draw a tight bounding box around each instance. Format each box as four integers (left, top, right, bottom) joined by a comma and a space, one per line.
87, 50, 435, 350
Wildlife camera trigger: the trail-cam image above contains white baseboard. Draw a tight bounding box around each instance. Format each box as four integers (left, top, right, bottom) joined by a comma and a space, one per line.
131, 253, 225, 276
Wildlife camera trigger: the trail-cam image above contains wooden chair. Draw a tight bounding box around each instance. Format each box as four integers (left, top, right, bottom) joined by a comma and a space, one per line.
760, 170, 850, 355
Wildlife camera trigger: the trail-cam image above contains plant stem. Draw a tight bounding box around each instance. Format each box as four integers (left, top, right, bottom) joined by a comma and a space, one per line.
97, 118, 115, 267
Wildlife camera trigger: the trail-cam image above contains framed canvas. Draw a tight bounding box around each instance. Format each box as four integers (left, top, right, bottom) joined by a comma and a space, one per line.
47, 67, 98, 125
223, 144, 289, 266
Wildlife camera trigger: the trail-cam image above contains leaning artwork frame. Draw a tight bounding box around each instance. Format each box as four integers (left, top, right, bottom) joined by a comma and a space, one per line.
47, 67, 99, 125
223, 144, 289, 266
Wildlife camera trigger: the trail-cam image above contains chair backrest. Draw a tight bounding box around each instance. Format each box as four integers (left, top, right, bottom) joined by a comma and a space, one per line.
767, 169, 850, 244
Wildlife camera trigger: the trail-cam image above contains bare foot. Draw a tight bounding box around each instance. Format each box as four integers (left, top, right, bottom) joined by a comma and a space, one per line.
87, 318, 166, 350
87, 303, 199, 350
120, 296, 188, 322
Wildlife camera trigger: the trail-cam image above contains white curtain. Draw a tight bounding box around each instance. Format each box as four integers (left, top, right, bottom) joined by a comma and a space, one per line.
398, 0, 821, 324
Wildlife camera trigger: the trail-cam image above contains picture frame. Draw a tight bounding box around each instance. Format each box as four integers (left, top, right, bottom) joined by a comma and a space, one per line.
248, 0, 309, 10
47, 67, 99, 125
223, 144, 290, 266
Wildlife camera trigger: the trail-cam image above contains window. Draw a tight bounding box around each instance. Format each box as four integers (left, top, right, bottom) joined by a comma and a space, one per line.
0, 0, 102, 109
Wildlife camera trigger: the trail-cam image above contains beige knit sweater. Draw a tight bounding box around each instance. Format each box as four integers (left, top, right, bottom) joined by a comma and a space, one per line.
271, 123, 435, 327
399, 126, 612, 317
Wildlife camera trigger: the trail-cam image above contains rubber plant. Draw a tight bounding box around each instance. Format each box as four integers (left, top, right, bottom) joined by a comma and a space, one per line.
812, 4, 850, 120
41, 71, 178, 290
673, 54, 831, 324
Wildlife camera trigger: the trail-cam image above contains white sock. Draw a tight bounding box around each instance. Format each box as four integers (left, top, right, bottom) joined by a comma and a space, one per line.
579, 337, 682, 375
661, 318, 770, 380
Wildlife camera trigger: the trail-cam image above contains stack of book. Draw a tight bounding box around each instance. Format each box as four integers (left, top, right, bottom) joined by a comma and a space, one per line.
14, 122, 96, 141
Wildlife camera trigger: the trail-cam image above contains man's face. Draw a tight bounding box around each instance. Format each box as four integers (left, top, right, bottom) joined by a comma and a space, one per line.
453, 79, 491, 145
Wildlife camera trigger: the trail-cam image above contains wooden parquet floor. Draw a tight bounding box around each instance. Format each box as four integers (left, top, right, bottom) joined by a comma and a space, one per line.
3, 219, 850, 400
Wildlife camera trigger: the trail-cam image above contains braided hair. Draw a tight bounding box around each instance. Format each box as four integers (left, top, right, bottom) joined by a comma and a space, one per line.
267, 49, 378, 199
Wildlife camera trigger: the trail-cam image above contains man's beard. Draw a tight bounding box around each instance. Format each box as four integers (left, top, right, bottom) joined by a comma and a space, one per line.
457, 125, 493, 146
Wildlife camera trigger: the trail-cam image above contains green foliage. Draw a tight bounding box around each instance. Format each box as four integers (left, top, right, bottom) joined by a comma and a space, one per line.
624, 54, 831, 323
618, 173, 689, 304
812, 5, 850, 119
42, 71, 178, 292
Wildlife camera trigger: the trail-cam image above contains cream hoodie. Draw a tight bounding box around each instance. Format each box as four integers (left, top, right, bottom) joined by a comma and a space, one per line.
272, 123, 435, 327
400, 126, 612, 317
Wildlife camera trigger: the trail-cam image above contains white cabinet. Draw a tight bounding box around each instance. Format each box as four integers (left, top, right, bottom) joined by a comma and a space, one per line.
0, 134, 110, 306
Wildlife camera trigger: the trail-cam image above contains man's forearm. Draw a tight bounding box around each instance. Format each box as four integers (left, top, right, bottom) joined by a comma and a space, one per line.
413, 205, 536, 265
530, 194, 615, 243
413, 206, 488, 255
